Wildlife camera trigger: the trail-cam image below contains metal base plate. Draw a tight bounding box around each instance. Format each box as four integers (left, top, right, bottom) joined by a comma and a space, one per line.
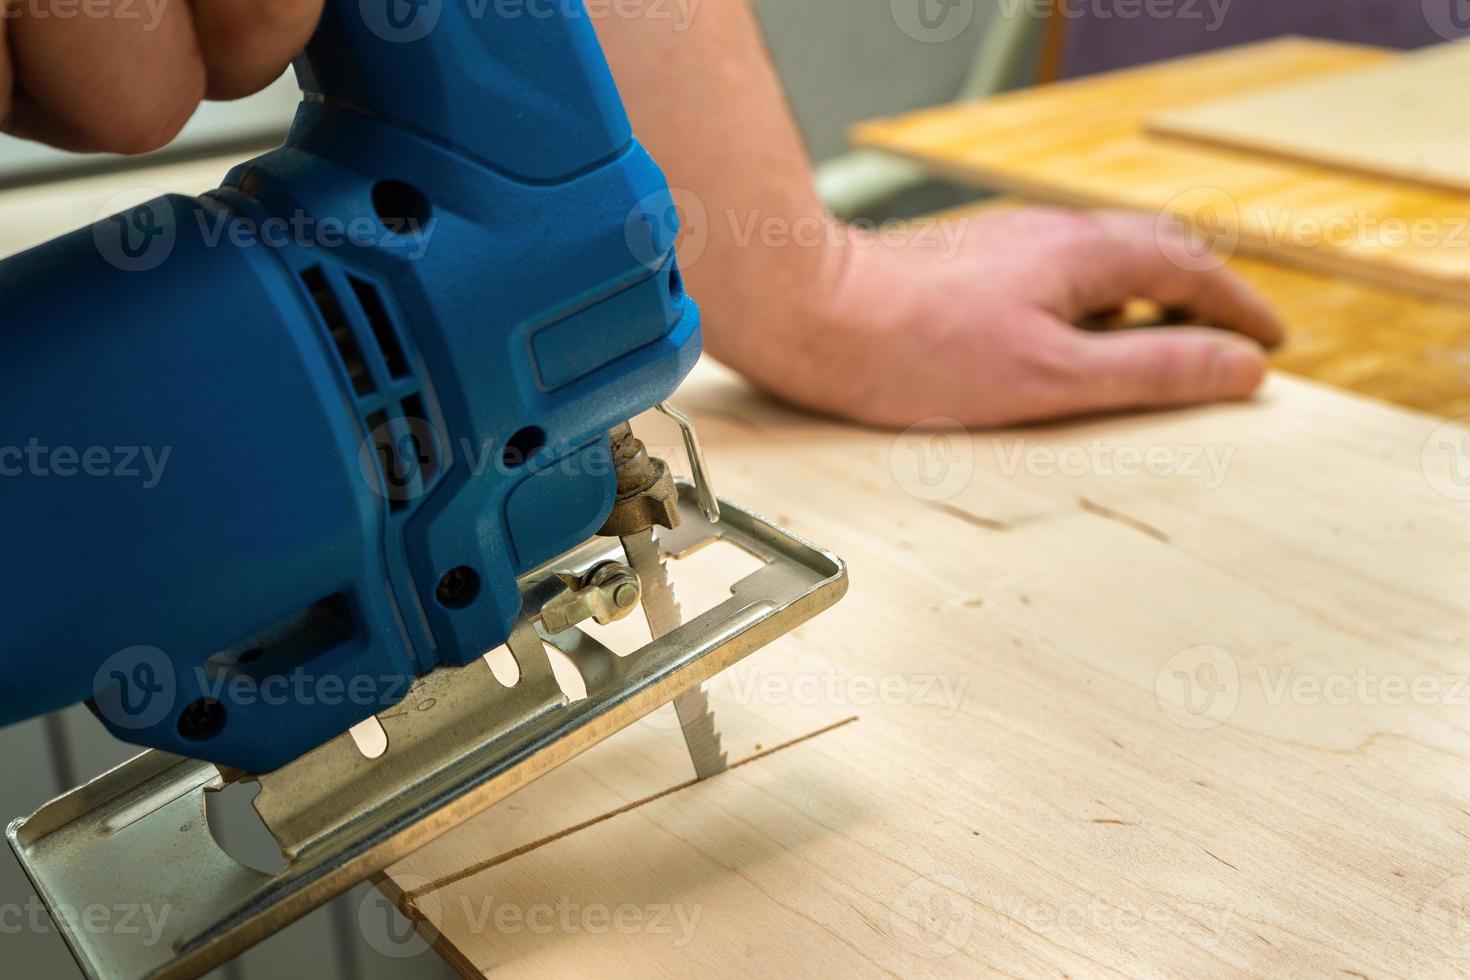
7, 488, 847, 980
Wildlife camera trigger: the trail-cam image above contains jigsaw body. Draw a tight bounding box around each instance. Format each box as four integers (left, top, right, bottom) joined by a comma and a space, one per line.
0, 1, 697, 772
0, 4, 846, 977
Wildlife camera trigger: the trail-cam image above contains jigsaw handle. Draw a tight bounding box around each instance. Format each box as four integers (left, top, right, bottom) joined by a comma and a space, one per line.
294, 0, 633, 180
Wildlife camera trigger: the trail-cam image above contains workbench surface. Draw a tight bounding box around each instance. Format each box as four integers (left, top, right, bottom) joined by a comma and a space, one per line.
384, 362, 1470, 978
6, 141, 1469, 980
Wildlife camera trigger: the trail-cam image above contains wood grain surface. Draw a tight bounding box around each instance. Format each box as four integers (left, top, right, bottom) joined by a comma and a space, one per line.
853, 38, 1470, 305
1148, 43, 1470, 195
384, 361, 1470, 978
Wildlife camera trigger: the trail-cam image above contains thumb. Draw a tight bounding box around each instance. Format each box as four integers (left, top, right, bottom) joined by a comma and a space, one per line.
1061, 327, 1268, 416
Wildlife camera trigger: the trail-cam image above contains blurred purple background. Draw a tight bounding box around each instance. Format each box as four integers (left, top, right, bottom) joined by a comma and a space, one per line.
1061, 0, 1470, 77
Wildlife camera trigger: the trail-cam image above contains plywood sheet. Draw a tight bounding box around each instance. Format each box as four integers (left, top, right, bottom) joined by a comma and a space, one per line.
1149, 42, 1470, 195
853, 39, 1470, 305
386, 361, 1470, 978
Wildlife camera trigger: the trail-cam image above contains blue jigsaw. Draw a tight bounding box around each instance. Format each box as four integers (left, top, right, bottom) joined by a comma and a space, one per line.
0, 0, 698, 773
0, 6, 849, 976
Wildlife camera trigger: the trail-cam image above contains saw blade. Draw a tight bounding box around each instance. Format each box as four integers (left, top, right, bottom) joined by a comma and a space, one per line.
620, 528, 728, 779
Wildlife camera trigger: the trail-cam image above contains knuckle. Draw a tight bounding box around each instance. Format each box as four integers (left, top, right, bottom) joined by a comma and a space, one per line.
259, 0, 322, 30
107, 101, 195, 155
1018, 330, 1089, 411
98, 74, 203, 155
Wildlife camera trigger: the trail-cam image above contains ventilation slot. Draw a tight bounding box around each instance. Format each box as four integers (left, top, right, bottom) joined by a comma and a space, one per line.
401, 394, 438, 489
302, 266, 375, 396
363, 409, 408, 513
205, 593, 357, 683
350, 276, 410, 379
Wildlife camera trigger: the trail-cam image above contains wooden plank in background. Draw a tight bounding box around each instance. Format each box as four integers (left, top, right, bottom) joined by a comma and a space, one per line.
853, 39, 1470, 305
386, 361, 1470, 978
1148, 43, 1470, 195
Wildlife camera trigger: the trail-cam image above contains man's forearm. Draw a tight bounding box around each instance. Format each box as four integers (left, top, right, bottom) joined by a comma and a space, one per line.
591, 0, 840, 373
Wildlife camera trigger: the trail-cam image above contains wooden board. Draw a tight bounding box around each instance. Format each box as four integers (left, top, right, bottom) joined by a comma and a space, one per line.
852, 38, 1470, 305
1149, 43, 1470, 195
384, 361, 1470, 978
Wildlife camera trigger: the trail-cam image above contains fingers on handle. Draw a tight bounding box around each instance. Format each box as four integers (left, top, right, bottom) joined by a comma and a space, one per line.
6, 0, 206, 154
1060, 209, 1286, 350
191, 0, 324, 101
